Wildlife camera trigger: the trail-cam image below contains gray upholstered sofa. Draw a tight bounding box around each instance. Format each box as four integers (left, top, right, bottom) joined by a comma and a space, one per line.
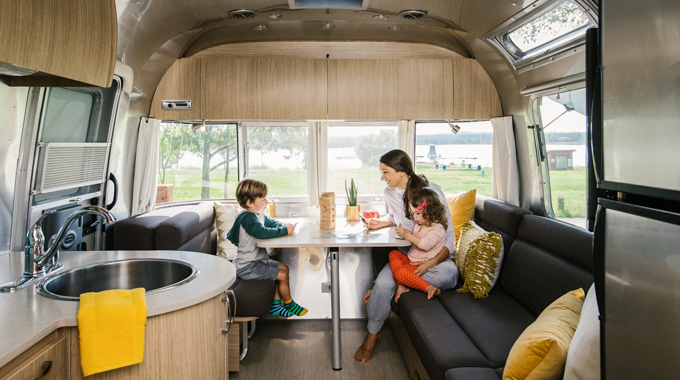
385, 196, 594, 380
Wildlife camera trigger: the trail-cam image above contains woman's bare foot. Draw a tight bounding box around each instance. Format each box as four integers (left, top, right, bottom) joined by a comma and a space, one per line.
354, 332, 381, 363
426, 285, 441, 299
363, 289, 372, 304
394, 284, 410, 303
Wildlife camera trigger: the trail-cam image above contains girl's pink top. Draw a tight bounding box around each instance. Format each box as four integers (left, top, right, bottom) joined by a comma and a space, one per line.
407, 223, 446, 264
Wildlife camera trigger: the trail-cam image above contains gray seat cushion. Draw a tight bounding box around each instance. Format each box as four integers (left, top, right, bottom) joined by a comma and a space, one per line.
229, 278, 276, 318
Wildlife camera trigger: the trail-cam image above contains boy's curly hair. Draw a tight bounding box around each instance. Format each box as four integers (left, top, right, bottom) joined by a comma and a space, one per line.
235, 179, 268, 209
409, 188, 448, 229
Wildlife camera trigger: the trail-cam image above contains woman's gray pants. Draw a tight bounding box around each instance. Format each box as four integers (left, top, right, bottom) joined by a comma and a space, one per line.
366, 259, 459, 334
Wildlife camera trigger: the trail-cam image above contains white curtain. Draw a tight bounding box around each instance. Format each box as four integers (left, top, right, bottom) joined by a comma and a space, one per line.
398, 120, 416, 157
491, 116, 520, 206
131, 117, 161, 215
307, 121, 328, 206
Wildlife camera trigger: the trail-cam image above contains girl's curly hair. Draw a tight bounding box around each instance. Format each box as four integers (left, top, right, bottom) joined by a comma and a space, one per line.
409, 188, 448, 229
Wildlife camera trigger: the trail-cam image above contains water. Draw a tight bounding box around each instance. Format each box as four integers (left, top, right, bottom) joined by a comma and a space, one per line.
177, 144, 587, 170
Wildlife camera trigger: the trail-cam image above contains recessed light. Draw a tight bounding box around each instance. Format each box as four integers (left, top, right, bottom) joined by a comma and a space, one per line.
253, 25, 268, 32
373, 14, 389, 21
321, 22, 335, 30
387, 25, 402, 32
267, 12, 282, 19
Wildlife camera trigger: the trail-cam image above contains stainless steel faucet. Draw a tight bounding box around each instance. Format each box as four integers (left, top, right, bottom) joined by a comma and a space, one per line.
1, 206, 116, 293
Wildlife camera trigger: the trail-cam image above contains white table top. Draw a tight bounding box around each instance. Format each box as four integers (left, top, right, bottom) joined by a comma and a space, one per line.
257, 217, 411, 248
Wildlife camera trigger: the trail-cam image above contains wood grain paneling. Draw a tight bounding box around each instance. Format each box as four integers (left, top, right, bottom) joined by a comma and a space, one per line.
68, 294, 227, 379
0, 329, 68, 380
328, 59, 453, 120
150, 58, 203, 120
452, 58, 503, 119
202, 58, 327, 120
0, 0, 117, 87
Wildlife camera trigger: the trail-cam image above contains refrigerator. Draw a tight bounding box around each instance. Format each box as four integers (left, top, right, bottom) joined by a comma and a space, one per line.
593, 1, 680, 378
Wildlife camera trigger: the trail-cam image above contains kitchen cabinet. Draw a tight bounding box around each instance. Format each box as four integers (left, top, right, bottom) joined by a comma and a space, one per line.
0, 329, 68, 380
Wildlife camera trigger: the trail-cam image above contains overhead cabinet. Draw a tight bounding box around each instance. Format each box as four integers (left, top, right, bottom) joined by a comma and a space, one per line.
151, 57, 501, 121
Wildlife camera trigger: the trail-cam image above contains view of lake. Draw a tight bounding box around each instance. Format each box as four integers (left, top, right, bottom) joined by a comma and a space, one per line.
177, 144, 587, 170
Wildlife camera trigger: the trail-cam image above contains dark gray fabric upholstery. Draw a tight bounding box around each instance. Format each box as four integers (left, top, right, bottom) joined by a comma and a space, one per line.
445, 367, 503, 380
229, 278, 276, 318
392, 198, 594, 380
155, 202, 216, 252
112, 215, 168, 250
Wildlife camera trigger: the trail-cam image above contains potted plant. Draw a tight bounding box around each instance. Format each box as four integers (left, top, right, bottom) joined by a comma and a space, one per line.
345, 179, 360, 221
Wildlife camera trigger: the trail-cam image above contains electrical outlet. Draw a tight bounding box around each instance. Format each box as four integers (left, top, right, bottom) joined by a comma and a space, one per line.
321, 282, 331, 293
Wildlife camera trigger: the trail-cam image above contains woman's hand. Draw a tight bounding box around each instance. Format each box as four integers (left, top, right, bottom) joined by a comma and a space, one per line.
365, 218, 389, 230
414, 257, 437, 276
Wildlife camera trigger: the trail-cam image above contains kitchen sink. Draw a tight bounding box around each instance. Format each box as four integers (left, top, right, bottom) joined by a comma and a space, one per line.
36, 258, 199, 301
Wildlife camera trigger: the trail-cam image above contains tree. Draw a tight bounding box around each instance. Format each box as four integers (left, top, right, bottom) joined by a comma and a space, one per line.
158, 123, 185, 184
183, 124, 238, 199
354, 130, 397, 167
247, 126, 308, 169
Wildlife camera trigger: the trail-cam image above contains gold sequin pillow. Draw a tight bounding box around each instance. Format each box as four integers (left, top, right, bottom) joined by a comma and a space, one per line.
214, 202, 242, 260
455, 220, 504, 299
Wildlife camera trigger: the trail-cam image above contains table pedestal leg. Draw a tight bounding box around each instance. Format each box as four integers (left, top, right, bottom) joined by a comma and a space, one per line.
330, 246, 341, 370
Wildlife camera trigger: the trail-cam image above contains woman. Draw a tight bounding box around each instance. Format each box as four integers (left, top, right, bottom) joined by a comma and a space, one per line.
354, 149, 459, 363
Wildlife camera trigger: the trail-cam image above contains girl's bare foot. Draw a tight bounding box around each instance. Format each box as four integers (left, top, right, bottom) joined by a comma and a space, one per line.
354, 332, 381, 363
426, 285, 441, 299
394, 284, 410, 303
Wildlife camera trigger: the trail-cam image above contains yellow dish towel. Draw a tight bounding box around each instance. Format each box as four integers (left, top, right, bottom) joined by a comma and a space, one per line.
77, 288, 147, 377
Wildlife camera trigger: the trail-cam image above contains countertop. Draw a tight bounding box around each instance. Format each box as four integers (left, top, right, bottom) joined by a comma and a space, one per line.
0, 250, 236, 368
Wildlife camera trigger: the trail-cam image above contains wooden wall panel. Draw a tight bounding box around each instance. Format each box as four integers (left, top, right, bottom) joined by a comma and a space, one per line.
452, 59, 503, 119
150, 59, 203, 120
0, 0, 116, 87
202, 58, 327, 120
328, 59, 453, 120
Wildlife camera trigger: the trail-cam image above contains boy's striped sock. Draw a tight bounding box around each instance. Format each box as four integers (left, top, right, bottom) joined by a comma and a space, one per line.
270, 300, 292, 317
283, 299, 308, 316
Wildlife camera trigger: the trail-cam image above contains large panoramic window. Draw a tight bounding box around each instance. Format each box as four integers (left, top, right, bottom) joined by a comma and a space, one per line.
242, 123, 309, 197
157, 122, 238, 203
414, 121, 494, 197
534, 88, 587, 228
326, 122, 399, 198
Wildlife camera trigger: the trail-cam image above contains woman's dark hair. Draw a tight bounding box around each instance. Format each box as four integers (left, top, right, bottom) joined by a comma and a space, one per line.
409, 188, 448, 229
380, 149, 429, 219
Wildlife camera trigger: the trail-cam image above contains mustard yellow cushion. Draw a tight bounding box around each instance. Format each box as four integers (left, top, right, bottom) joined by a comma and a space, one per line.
455, 220, 504, 299
503, 288, 586, 380
447, 189, 476, 242
214, 202, 241, 260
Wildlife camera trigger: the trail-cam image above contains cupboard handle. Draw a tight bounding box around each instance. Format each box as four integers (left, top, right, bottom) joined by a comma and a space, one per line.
222, 290, 236, 334
31, 360, 52, 379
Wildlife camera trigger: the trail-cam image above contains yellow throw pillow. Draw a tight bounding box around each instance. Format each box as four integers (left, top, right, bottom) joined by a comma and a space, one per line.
214, 202, 241, 260
503, 288, 586, 380
455, 220, 504, 299
447, 190, 476, 242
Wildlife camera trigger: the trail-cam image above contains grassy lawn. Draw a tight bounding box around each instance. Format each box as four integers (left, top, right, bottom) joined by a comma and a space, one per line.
159, 166, 586, 218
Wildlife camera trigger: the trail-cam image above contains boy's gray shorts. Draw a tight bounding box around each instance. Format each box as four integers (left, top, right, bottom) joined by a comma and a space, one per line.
236, 259, 280, 281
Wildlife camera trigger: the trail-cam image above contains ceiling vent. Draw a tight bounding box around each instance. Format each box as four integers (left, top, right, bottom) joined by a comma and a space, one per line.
228, 9, 257, 19
399, 9, 428, 20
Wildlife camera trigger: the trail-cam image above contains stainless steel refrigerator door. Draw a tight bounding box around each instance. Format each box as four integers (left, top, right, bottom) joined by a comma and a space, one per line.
600, 200, 680, 378
601, 0, 680, 193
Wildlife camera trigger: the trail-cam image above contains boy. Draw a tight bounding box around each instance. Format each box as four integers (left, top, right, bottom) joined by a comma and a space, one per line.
226, 179, 307, 317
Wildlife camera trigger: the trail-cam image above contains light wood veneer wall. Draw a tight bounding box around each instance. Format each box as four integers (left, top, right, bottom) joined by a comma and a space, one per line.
151, 57, 502, 121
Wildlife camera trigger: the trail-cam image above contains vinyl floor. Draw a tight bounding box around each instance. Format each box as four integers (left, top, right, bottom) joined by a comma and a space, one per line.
230, 319, 411, 380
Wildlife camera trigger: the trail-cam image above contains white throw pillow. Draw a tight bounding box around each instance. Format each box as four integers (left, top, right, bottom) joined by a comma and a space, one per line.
564, 283, 601, 380
214, 202, 241, 260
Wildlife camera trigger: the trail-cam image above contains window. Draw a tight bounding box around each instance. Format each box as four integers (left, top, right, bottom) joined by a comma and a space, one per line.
487, 0, 594, 66
534, 88, 587, 228
326, 122, 399, 197
414, 121, 494, 197
242, 123, 308, 197
158, 122, 238, 203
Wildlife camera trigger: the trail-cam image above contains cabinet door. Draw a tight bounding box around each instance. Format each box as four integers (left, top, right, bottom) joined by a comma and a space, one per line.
0, 330, 68, 380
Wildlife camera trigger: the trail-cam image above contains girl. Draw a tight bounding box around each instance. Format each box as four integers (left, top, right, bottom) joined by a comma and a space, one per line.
390, 188, 449, 301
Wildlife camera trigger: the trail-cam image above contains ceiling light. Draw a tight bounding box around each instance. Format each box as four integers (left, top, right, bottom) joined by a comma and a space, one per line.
321, 22, 336, 30
267, 12, 282, 19
387, 25, 402, 32
253, 25, 268, 32
373, 14, 389, 21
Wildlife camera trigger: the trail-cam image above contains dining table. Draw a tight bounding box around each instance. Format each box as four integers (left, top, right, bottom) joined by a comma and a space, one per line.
256, 217, 410, 370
